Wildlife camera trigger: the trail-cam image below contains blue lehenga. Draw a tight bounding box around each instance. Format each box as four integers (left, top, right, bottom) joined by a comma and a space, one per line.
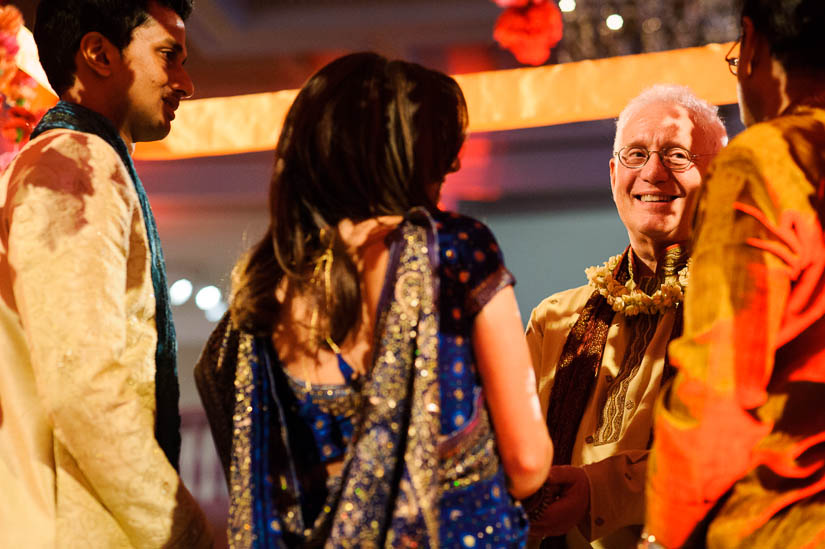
195, 209, 528, 548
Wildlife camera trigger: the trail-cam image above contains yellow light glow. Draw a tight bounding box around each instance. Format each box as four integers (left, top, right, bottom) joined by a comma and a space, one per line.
13, 38, 737, 161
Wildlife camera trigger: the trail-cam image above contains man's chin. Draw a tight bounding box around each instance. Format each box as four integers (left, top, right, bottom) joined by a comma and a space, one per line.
135, 122, 172, 144
636, 226, 689, 247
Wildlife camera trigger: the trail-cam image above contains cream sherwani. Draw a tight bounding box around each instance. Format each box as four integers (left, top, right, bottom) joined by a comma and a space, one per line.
525, 284, 676, 549
0, 130, 211, 547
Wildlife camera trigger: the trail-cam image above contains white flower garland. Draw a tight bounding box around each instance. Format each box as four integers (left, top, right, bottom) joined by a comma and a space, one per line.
585, 254, 689, 316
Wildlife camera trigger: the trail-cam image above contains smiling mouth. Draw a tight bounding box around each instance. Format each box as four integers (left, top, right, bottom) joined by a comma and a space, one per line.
636, 194, 677, 203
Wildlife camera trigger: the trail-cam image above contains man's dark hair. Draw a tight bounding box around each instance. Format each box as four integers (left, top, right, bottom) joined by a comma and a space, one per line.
741, 0, 825, 75
34, 0, 194, 96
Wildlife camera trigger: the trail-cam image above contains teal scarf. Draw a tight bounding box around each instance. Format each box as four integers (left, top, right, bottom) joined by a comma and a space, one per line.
31, 101, 181, 469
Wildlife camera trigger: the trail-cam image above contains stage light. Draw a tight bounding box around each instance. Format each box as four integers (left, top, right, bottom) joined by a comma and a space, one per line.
559, 0, 576, 13
169, 279, 193, 306
195, 285, 221, 311
205, 301, 228, 322
606, 14, 624, 30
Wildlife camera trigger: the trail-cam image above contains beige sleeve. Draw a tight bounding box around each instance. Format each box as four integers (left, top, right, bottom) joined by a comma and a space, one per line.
526, 287, 591, 415
581, 450, 648, 540
7, 134, 212, 548
526, 299, 561, 418
525, 304, 545, 389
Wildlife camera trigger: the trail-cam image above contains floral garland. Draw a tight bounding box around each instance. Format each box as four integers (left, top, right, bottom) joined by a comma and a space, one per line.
0, 5, 44, 172
585, 253, 689, 316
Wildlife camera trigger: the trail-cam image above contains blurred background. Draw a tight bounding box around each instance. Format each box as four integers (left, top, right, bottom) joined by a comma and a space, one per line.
11, 0, 743, 543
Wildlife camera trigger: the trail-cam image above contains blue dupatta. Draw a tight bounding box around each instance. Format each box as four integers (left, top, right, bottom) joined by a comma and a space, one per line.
199, 210, 442, 548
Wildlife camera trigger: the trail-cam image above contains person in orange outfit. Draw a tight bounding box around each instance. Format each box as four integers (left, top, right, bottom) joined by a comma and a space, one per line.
643, 1, 825, 547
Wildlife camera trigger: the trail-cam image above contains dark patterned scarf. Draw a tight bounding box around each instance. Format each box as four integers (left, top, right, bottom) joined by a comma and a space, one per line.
31, 101, 181, 469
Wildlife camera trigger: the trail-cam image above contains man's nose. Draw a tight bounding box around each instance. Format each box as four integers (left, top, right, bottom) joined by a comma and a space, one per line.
173, 66, 195, 99
640, 151, 671, 182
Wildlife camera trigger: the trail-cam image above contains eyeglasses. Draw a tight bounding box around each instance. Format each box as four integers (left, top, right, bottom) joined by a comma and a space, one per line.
614, 146, 701, 172
725, 39, 740, 76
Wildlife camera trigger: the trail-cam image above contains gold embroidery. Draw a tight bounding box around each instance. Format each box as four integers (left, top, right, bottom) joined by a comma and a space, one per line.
466, 264, 514, 315
228, 334, 256, 548
320, 221, 441, 547
438, 391, 499, 491
593, 314, 658, 445
284, 375, 358, 418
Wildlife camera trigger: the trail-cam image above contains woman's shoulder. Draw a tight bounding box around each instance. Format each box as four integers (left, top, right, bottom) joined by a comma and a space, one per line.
431, 209, 489, 230
431, 210, 503, 263
430, 210, 512, 297
430, 209, 498, 245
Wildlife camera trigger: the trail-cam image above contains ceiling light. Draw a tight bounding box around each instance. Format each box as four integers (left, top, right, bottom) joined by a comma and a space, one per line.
169, 279, 193, 306
606, 14, 624, 30
559, 0, 576, 13
195, 285, 221, 311
205, 301, 228, 322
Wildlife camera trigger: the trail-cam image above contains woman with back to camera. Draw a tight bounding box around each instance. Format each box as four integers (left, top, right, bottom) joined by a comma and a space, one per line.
195, 52, 553, 548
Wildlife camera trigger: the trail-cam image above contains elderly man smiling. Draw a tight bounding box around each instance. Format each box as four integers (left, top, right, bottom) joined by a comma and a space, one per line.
523, 85, 727, 549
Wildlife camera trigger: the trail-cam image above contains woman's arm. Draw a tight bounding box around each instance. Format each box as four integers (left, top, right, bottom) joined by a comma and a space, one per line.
473, 286, 554, 499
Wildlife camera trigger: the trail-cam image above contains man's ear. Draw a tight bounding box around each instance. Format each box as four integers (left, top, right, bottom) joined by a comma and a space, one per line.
76, 32, 120, 78
738, 16, 758, 79
609, 156, 617, 191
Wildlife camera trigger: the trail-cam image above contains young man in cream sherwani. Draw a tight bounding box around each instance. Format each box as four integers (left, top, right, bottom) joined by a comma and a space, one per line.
523, 85, 726, 549
0, 1, 212, 546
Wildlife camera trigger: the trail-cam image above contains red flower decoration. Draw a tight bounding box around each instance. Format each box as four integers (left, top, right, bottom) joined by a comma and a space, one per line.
493, 1, 563, 66
492, 0, 531, 7
3, 105, 38, 143
0, 5, 47, 172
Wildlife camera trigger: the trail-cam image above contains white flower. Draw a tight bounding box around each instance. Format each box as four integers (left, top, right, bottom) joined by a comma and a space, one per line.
586, 252, 688, 316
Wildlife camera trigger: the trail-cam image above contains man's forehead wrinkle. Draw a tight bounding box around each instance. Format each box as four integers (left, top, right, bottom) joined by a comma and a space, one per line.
622, 119, 694, 149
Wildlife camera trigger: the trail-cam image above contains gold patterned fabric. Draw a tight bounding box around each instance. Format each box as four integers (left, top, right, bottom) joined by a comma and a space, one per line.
526, 249, 684, 549
0, 130, 211, 548
646, 103, 825, 548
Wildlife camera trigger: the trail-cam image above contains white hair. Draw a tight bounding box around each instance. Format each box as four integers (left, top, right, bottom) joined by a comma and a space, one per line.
613, 84, 728, 154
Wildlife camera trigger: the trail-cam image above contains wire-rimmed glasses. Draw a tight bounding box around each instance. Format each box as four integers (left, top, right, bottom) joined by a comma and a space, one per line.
614, 146, 701, 172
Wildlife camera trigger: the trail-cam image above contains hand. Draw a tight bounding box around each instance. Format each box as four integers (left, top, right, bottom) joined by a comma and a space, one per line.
523, 465, 591, 538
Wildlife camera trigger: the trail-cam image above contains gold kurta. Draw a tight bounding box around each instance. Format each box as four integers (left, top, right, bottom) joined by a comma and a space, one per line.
0, 130, 211, 548
646, 104, 825, 548
526, 283, 677, 548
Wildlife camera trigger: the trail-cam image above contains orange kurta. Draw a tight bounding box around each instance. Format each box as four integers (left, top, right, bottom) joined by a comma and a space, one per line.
646, 103, 825, 548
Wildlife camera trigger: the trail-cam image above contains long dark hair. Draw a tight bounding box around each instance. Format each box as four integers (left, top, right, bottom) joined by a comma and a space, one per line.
231, 52, 468, 337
